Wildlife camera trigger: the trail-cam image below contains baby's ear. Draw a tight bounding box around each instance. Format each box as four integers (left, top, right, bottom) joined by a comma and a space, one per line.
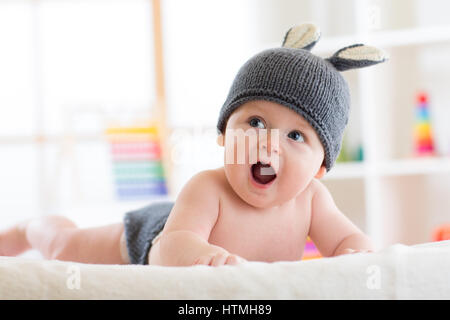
325, 44, 389, 71
282, 23, 321, 51
217, 134, 224, 147
314, 165, 327, 179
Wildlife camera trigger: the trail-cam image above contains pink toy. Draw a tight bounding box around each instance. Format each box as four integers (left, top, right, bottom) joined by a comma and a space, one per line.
302, 237, 322, 260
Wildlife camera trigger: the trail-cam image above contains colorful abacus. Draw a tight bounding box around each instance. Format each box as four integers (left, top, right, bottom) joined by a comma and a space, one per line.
105, 125, 168, 200
302, 237, 322, 260
414, 92, 435, 156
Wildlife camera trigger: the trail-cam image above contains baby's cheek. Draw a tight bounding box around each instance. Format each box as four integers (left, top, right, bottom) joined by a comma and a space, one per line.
282, 162, 311, 191
284, 170, 305, 189
223, 136, 254, 165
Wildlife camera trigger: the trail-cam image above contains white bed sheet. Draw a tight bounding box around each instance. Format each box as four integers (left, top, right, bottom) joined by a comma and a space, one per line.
0, 240, 449, 299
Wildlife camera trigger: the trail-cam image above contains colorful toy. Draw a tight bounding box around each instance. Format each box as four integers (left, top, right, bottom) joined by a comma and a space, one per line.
105, 124, 168, 200
336, 133, 364, 163
302, 237, 322, 260
413, 92, 435, 156
432, 224, 450, 242
355, 144, 364, 162
336, 134, 350, 163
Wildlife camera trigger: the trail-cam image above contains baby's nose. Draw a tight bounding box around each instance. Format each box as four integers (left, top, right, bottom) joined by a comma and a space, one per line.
260, 137, 280, 155
261, 143, 279, 154
257, 129, 281, 159
259, 139, 280, 173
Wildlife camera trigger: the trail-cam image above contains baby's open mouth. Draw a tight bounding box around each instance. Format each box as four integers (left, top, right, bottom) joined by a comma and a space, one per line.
251, 161, 277, 185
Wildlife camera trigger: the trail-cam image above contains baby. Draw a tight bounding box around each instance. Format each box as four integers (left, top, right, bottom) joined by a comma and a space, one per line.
0, 24, 387, 266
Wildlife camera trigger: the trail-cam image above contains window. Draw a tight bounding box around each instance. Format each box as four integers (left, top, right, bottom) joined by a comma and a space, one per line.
0, 0, 158, 227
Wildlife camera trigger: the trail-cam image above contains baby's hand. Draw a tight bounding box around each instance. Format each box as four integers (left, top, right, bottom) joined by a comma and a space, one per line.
193, 252, 246, 267
342, 248, 373, 255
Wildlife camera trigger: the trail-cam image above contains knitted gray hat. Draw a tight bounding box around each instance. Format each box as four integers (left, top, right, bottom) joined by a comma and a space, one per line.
217, 23, 388, 171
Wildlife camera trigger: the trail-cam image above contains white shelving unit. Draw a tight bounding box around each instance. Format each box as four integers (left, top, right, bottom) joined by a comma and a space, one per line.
314, 0, 450, 249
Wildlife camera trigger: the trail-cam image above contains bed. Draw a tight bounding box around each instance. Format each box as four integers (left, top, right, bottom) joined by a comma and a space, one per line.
0, 240, 449, 299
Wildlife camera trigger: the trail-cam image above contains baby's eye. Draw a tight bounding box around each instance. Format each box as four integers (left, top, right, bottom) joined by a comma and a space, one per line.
287, 130, 305, 142
248, 117, 265, 129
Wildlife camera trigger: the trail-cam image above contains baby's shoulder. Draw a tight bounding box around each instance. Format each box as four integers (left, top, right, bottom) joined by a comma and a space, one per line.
306, 178, 338, 212
293, 178, 330, 210
181, 168, 226, 194
295, 178, 322, 202
191, 167, 225, 182
309, 178, 326, 194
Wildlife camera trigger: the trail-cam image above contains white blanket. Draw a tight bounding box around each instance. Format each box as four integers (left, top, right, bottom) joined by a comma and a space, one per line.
1, 240, 449, 299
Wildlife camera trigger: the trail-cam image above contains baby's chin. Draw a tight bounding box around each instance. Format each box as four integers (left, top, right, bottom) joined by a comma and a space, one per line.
238, 190, 300, 210
237, 195, 280, 210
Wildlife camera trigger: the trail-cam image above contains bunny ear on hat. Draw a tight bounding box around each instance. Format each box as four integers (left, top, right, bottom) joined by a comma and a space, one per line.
282, 23, 321, 51
325, 43, 389, 71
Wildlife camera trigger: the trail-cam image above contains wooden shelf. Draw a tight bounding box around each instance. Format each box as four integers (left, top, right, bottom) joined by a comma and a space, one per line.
266, 25, 450, 55
0, 134, 104, 144
378, 157, 450, 177
323, 162, 366, 180
324, 157, 450, 180
317, 25, 450, 54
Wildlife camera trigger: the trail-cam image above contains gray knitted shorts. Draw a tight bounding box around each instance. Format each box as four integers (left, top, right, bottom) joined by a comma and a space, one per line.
122, 201, 174, 265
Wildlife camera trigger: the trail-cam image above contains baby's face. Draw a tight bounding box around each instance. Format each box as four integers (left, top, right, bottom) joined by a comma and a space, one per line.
218, 100, 326, 209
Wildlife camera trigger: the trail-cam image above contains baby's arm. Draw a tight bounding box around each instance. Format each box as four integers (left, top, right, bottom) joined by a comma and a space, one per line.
149, 170, 244, 267
308, 179, 375, 257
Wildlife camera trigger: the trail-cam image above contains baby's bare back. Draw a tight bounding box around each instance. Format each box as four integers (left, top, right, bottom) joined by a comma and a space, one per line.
206, 168, 313, 262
